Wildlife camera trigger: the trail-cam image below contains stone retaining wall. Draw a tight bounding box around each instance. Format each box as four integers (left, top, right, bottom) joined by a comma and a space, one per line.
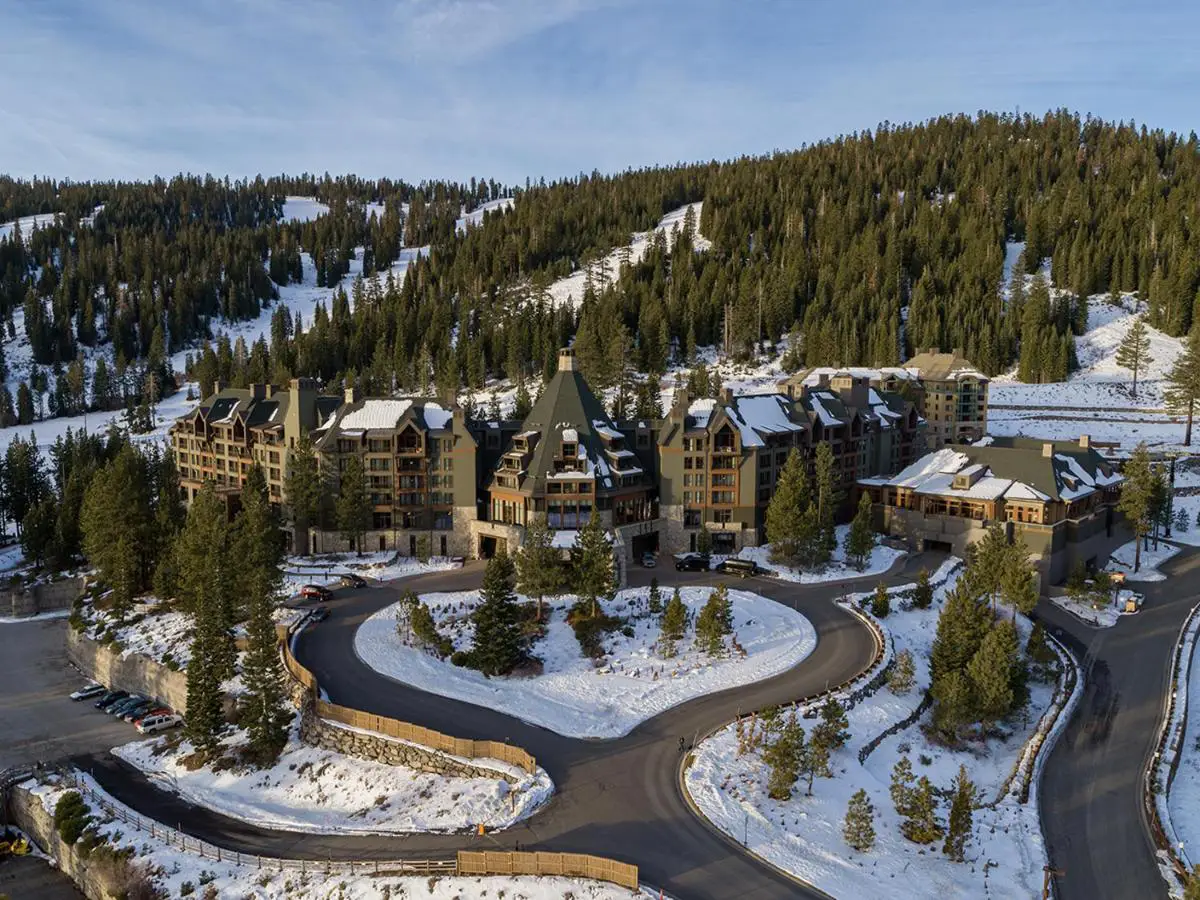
296, 695, 518, 783
3, 576, 84, 618
6, 782, 134, 900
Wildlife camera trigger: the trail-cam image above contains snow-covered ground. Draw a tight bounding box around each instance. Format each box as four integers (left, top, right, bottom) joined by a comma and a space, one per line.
280, 196, 330, 222
282, 552, 459, 595
1165, 612, 1200, 884
726, 526, 904, 584
455, 197, 514, 234
1049, 589, 1141, 628
686, 562, 1060, 900
526, 202, 709, 310
0, 211, 61, 243
990, 294, 1190, 448
1106, 539, 1181, 582
355, 585, 815, 739
113, 718, 551, 834
25, 774, 651, 900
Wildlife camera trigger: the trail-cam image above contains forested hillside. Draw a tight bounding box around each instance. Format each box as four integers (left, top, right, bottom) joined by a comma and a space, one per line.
2, 110, 1199, 427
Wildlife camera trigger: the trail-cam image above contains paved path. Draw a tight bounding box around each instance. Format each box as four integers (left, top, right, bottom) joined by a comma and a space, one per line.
1039, 545, 1200, 900
75, 553, 934, 900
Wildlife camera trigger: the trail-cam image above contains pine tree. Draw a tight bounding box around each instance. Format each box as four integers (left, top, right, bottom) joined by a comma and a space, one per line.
843, 788, 876, 853
815, 696, 850, 751
571, 512, 613, 618
80, 445, 156, 617
890, 755, 917, 819
1115, 315, 1153, 400
942, 765, 977, 862
814, 441, 837, 562
647, 577, 663, 617
1117, 443, 1156, 572
912, 567, 934, 609
1166, 327, 1200, 446
235, 466, 289, 764
967, 619, 1021, 727
932, 669, 975, 740
802, 727, 830, 795
870, 582, 890, 618
469, 551, 523, 676
902, 776, 943, 844
284, 435, 323, 555
695, 583, 733, 656
766, 448, 811, 566
763, 709, 805, 800
335, 455, 370, 555
515, 514, 563, 622
1177, 507, 1190, 534
845, 491, 876, 570
660, 587, 687, 657
930, 583, 990, 685
888, 649, 916, 695
696, 525, 712, 556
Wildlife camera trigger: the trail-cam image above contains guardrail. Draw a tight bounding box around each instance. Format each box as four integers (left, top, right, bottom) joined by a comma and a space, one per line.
1145, 601, 1200, 889
457, 850, 638, 890
281, 637, 538, 775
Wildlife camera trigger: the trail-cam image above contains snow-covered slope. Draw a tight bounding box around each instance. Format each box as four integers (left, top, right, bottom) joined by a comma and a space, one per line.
280, 196, 330, 222
528, 202, 709, 310
0, 212, 59, 243
455, 197, 514, 234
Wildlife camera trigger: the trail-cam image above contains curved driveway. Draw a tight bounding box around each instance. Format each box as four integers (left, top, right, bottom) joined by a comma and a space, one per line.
80, 554, 932, 900
1039, 545, 1200, 900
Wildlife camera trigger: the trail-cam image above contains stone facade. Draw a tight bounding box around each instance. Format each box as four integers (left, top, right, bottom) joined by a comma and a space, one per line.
296, 695, 517, 784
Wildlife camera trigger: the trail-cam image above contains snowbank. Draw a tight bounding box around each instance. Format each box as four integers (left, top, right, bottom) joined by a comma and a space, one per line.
1106, 539, 1181, 582
1161, 607, 1200, 880
282, 553, 459, 595
355, 585, 815, 739
113, 718, 552, 834
728, 526, 904, 583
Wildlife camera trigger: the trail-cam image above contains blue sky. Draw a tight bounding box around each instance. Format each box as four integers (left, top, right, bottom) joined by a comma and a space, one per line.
3, 0, 1198, 184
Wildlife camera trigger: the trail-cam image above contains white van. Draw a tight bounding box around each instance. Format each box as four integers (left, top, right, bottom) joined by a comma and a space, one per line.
136, 714, 182, 735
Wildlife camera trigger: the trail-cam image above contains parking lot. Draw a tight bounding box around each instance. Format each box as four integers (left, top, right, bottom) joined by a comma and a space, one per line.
0, 617, 138, 769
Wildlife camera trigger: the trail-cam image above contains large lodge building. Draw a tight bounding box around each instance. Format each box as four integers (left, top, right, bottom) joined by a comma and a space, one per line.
170, 347, 1124, 585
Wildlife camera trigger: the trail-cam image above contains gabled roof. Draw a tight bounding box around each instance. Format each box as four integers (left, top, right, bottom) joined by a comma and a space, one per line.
723, 393, 806, 447
314, 397, 456, 448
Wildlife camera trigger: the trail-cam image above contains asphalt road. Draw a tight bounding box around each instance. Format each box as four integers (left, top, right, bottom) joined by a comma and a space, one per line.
0, 616, 140, 769
77, 553, 934, 900
1038, 545, 1200, 900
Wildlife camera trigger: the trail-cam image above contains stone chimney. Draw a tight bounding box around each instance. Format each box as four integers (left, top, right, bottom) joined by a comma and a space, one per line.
264, 384, 277, 399
250, 383, 266, 401
1042, 442, 1054, 458
344, 385, 358, 405
817, 373, 831, 389
674, 387, 691, 415
212, 380, 226, 397
1079, 434, 1091, 449
719, 387, 734, 405
558, 347, 577, 372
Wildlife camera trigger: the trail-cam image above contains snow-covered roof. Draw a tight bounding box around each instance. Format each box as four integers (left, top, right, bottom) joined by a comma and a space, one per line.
724, 394, 806, 448
807, 392, 842, 428
861, 446, 1072, 504
794, 366, 919, 386
334, 399, 414, 431
687, 399, 716, 430
561, 428, 579, 443
1054, 453, 1123, 500
422, 403, 453, 431
592, 420, 623, 441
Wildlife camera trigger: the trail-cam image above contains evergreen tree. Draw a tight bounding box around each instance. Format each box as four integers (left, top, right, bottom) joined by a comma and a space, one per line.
335, 455, 370, 555
1115, 315, 1153, 400
469, 551, 523, 676
1177, 507, 1190, 534
235, 466, 289, 764
695, 583, 733, 656
815, 696, 850, 752
647, 576, 663, 617
766, 448, 811, 566
942, 765, 977, 862
890, 755, 917, 819
912, 567, 934, 610
930, 583, 991, 685
813, 441, 837, 562
80, 445, 156, 617
1117, 443, 1156, 571
902, 776, 943, 844
802, 726, 831, 795
15, 381, 33, 425
845, 491, 876, 570
763, 709, 805, 800
1000, 546, 1038, 619
696, 525, 712, 556
888, 648, 916, 695
284, 435, 323, 555
843, 788, 876, 853
1166, 327, 1200, 446
515, 514, 563, 622
870, 582, 890, 618
932, 669, 975, 740
967, 620, 1021, 727
571, 512, 613, 618
660, 587, 687, 658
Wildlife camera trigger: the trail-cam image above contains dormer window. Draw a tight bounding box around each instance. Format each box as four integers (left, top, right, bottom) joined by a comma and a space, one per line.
562, 441, 577, 459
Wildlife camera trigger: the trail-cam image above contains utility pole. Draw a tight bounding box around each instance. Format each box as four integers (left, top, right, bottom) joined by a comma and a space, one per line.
1042, 865, 1064, 899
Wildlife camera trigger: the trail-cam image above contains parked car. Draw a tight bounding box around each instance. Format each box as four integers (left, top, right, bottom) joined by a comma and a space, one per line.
675, 553, 711, 572
300, 584, 333, 602
339, 573, 367, 589
641, 552, 657, 568
136, 714, 182, 735
716, 558, 762, 578
70, 682, 106, 701
121, 700, 156, 722
109, 695, 147, 717
94, 690, 129, 710
310, 605, 330, 622
133, 707, 172, 726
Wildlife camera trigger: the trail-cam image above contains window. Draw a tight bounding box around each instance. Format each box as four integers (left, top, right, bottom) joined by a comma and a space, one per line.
711, 490, 735, 505
443, 439, 454, 453
373, 512, 392, 529
684, 509, 702, 528
713, 509, 732, 524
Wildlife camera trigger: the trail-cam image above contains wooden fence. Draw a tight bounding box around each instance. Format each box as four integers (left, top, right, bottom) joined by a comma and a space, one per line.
457, 850, 638, 891
281, 638, 538, 774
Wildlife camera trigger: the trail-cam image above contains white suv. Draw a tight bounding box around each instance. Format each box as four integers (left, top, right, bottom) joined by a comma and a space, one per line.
136, 714, 182, 735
